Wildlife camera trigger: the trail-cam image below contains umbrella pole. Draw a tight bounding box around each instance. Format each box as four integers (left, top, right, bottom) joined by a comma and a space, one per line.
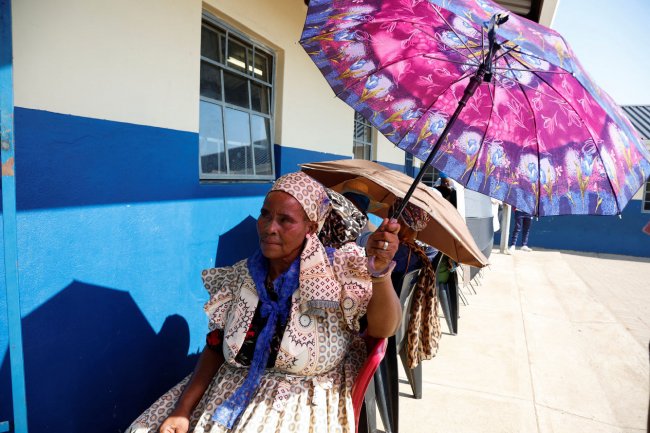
392, 66, 487, 219
392, 13, 506, 219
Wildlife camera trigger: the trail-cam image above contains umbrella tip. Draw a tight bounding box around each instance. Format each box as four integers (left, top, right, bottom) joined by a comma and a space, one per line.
495, 13, 509, 25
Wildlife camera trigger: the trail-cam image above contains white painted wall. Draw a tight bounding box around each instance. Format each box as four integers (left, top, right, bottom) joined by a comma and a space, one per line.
12, 0, 365, 159
13, 0, 202, 133
205, 1, 355, 157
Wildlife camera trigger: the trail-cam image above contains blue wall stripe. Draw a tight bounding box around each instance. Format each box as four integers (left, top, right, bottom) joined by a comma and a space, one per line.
0, 0, 29, 431
0, 103, 647, 433
496, 200, 650, 257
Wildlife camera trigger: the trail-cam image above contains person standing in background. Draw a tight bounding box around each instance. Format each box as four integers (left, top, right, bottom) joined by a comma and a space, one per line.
508, 208, 533, 253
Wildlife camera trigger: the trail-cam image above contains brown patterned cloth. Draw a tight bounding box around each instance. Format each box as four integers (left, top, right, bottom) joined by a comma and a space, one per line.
393, 197, 431, 232
319, 189, 368, 248
403, 241, 441, 369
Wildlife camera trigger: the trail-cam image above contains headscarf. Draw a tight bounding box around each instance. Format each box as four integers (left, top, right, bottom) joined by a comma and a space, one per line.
212, 172, 332, 428
270, 171, 331, 229
319, 189, 368, 248
394, 197, 431, 232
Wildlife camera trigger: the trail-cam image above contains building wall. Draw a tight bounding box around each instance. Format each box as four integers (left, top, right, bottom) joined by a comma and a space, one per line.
497, 198, 650, 257
0, 1, 404, 431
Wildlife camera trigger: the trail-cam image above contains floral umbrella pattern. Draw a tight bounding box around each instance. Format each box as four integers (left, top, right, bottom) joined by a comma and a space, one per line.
300, 0, 650, 216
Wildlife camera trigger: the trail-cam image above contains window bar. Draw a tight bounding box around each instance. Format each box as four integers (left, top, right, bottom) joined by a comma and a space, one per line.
248, 81, 256, 176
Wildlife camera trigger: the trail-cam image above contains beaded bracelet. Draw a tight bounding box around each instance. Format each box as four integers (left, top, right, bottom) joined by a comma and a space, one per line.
367, 256, 396, 279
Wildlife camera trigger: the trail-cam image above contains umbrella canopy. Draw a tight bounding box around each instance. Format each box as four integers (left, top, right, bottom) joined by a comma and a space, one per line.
300, 0, 650, 216
301, 159, 489, 267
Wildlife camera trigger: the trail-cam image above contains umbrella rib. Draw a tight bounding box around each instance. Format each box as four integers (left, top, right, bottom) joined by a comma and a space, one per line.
490, 70, 573, 106
393, 70, 476, 150
404, 19, 480, 65
420, 54, 480, 66
301, 18, 480, 66
333, 51, 470, 101
502, 55, 543, 216
493, 42, 519, 62
492, 66, 570, 75
507, 54, 622, 215
501, 46, 575, 75
429, 7, 482, 65
463, 80, 496, 186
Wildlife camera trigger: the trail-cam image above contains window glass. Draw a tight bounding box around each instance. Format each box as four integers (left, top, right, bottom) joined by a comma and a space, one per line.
200, 62, 222, 101
226, 38, 248, 73
223, 71, 249, 108
199, 101, 226, 174
251, 82, 269, 114
252, 115, 272, 175
199, 16, 274, 181
254, 52, 270, 83
201, 26, 221, 62
353, 111, 373, 160
224, 108, 253, 175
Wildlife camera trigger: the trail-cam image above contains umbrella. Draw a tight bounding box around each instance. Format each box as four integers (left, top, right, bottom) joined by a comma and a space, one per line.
300, 0, 650, 216
300, 158, 488, 267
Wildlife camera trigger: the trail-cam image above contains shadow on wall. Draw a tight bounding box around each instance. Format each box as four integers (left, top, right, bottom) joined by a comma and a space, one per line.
0, 281, 199, 433
215, 215, 259, 267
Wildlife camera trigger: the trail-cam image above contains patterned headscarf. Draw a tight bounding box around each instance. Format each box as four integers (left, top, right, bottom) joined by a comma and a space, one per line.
270, 171, 330, 230
394, 198, 431, 232
319, 189, 368, 248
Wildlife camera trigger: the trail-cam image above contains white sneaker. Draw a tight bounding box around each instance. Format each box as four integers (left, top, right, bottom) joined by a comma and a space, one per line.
507, 245, 516, 254
521, 246, 532, 252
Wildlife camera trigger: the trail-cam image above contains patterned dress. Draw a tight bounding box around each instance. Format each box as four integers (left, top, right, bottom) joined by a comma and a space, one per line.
127, 238, 371, 433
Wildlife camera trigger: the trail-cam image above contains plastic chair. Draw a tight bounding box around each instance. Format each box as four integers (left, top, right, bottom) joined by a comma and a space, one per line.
352, 335, 387, 433
396, 269, 424, 400
436, 256, 460, 335
371, 268, 421, 433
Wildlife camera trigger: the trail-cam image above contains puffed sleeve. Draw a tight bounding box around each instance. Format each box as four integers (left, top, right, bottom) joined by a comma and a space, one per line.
332, 243, 372, 332
201, 264, 240, 332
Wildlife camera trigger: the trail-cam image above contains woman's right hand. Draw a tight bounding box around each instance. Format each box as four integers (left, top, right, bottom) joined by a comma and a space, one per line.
159, 415, 189, 433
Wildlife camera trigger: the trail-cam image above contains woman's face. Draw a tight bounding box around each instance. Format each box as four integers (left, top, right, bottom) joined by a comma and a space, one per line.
257, 191, 317, 262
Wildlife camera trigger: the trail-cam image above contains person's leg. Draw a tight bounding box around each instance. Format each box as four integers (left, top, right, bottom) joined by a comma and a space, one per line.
521, 217, 532, 246
509, 212, 523, 247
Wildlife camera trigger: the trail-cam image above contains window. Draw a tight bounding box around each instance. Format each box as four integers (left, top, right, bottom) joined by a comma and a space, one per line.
643, 178, 650, 213
199, 15, 275, 181
353, 111, 373, 160
420, 165, 439, 188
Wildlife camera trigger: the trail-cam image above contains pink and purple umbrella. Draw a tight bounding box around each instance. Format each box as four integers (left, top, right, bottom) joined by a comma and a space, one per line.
300, 0, 650, 216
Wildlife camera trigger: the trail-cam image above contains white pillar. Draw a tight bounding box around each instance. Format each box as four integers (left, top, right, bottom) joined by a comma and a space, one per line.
499, 204, 511, 253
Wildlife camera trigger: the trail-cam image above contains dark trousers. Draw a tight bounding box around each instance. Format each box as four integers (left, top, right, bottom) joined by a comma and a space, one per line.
509, 210, 532, 247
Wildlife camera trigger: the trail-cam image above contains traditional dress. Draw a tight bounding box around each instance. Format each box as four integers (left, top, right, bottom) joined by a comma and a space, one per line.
128, 173, 373, 433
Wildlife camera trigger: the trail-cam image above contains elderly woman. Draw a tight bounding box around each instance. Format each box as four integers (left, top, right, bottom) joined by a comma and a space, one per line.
127, 172, 401, 433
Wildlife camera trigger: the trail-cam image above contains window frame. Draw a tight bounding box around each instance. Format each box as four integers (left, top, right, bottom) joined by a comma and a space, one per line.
353, 111, 374, 160
642, 178, 650, 213
199, 13, 277, 182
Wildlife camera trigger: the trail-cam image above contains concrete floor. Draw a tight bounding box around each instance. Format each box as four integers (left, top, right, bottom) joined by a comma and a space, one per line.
392, 248, 650, 433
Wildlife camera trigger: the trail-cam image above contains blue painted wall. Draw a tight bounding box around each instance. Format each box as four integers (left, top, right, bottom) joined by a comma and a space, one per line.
0, 108, 344, 432
496, 200, 650, 257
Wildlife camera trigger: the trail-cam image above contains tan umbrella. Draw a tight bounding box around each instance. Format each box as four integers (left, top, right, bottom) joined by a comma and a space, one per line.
300, 159, 488, 268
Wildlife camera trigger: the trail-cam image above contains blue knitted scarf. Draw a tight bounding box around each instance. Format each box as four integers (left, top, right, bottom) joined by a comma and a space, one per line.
212, 248, 301, 428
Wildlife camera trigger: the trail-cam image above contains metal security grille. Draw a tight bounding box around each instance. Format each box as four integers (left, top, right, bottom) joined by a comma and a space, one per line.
420, 165, 439, 188
353, 111, 373, 160
199, 15, 275, 181
644, 179, 650, 213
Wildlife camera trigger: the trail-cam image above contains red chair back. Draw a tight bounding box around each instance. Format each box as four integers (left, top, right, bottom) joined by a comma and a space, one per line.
351, 335, 388, 433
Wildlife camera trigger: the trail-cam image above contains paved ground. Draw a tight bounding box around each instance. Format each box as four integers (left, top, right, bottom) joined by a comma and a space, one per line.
392, 248, 650, 433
